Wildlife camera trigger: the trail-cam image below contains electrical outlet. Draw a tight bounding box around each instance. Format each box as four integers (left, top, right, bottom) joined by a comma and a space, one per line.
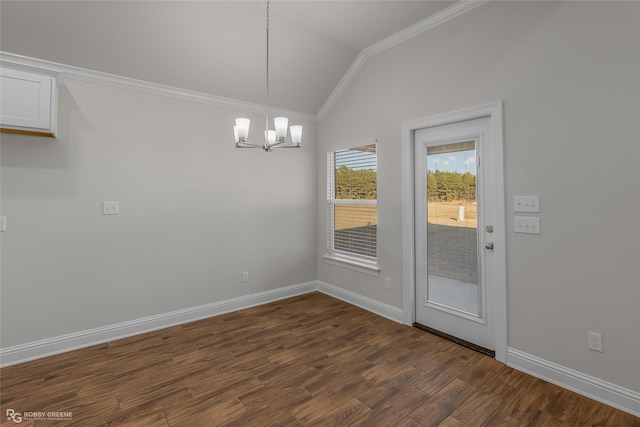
242, 271, 249, 283
588, 331, 603, 352
385, 277, 392, 290
102, 201, 120, 215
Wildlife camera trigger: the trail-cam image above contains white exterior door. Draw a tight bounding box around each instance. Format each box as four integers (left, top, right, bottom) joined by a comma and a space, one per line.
414, 116, 501, 353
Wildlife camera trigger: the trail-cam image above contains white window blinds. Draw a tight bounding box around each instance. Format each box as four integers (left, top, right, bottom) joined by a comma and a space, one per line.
326, 144, 377, 267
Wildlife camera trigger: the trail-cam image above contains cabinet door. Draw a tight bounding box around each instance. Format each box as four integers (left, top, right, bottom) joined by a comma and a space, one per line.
1, 68, 54, 131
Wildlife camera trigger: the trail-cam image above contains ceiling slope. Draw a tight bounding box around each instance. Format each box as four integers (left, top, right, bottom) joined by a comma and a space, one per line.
0, 1, 485, 118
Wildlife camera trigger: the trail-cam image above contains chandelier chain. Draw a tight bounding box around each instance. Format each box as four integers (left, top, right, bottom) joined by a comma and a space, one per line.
233, 0, 301, 150
265, 0, 270, 133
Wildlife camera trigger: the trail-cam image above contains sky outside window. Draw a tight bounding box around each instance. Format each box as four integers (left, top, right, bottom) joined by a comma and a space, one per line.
427, 149, 476, 175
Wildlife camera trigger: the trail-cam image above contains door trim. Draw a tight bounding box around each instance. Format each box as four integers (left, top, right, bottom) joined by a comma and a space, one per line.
401, 101, 507, 363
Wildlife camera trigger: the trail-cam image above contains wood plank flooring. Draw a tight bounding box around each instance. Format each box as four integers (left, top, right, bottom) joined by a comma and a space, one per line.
1, 292, 638, 426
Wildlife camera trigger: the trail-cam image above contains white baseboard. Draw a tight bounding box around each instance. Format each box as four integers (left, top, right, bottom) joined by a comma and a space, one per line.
316, 281, 405, 324
0, 281, 317, 367
507, 347, 640, 417
3, 281, 638, 418
0, 280, 405, 367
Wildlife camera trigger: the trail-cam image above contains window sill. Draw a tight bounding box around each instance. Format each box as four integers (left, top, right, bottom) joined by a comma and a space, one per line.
323, 255, 380, 276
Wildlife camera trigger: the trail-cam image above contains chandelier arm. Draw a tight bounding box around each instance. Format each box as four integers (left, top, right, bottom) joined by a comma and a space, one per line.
266, 139, 286, 149
236, 142, 263, 148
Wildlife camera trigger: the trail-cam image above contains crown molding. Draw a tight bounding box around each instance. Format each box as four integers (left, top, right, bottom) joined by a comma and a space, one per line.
0, 52, 317, 122
316, 51, 369, 122
2, 0, 486, 123
364, 0, 489, 57
317, 0, 489, 121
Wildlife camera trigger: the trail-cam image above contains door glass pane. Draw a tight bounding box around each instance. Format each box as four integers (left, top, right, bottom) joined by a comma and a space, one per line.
426, 141, 479, 316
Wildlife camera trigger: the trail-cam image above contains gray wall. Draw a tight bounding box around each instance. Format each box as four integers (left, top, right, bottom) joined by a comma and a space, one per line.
1, 79, 317, 346
1, 0, 638, 398
316, 1, 640, 392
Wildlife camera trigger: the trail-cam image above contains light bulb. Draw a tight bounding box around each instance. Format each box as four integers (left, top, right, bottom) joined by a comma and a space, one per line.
265, 130, 276, 145
290, 125, 302, 146
274, 117, 288, 141
235, 118, 250, 141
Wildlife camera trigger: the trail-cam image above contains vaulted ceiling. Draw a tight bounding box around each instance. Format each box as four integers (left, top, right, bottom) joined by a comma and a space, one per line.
0, 1, 463, 116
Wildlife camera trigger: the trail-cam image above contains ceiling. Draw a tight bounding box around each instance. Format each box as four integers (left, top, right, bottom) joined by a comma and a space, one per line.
0, 1, 458, 116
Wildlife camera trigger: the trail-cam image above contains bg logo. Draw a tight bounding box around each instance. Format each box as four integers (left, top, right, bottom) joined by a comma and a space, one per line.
6, 409, 22, 423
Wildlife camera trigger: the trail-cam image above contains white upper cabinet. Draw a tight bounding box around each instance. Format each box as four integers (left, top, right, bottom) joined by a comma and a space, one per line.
1, 67, 58, 137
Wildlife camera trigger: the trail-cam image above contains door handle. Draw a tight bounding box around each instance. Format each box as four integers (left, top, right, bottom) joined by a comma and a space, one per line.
484, 242, 494, 250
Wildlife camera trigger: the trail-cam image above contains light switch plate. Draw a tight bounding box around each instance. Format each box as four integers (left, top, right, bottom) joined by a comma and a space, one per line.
0, 216, 6, 232
102, 201, 120, 215
514, 216, 540, 234
514, 195, 540, 213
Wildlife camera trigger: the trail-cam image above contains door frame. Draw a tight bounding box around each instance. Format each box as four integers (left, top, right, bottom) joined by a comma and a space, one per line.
401, 101, 507, 363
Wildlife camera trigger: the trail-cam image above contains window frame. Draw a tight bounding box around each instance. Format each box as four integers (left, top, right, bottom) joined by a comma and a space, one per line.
324, 144, 380, 276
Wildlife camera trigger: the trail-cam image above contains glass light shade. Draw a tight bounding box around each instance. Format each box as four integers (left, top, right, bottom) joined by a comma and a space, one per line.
290, 125, 303, 146
265, 130, 276, 145
235, 118, 250, 140
274, 117, 288, 140
233, 126, 239, 143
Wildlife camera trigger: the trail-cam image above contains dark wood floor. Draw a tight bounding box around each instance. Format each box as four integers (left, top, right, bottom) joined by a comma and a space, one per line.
1, 292, 638, 426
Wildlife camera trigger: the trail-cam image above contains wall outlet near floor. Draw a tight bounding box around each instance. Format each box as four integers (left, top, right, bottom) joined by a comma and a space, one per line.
102, 201, 120, 215
242, 271, 249, 283
385, 277, 392, 290
588, 331, 603, 352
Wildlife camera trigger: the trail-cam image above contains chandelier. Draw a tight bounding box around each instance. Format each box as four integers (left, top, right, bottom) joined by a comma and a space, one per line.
234, 0, 302, 151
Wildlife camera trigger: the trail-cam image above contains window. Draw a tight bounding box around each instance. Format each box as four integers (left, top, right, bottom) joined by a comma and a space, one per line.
325, 143, 379, 274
